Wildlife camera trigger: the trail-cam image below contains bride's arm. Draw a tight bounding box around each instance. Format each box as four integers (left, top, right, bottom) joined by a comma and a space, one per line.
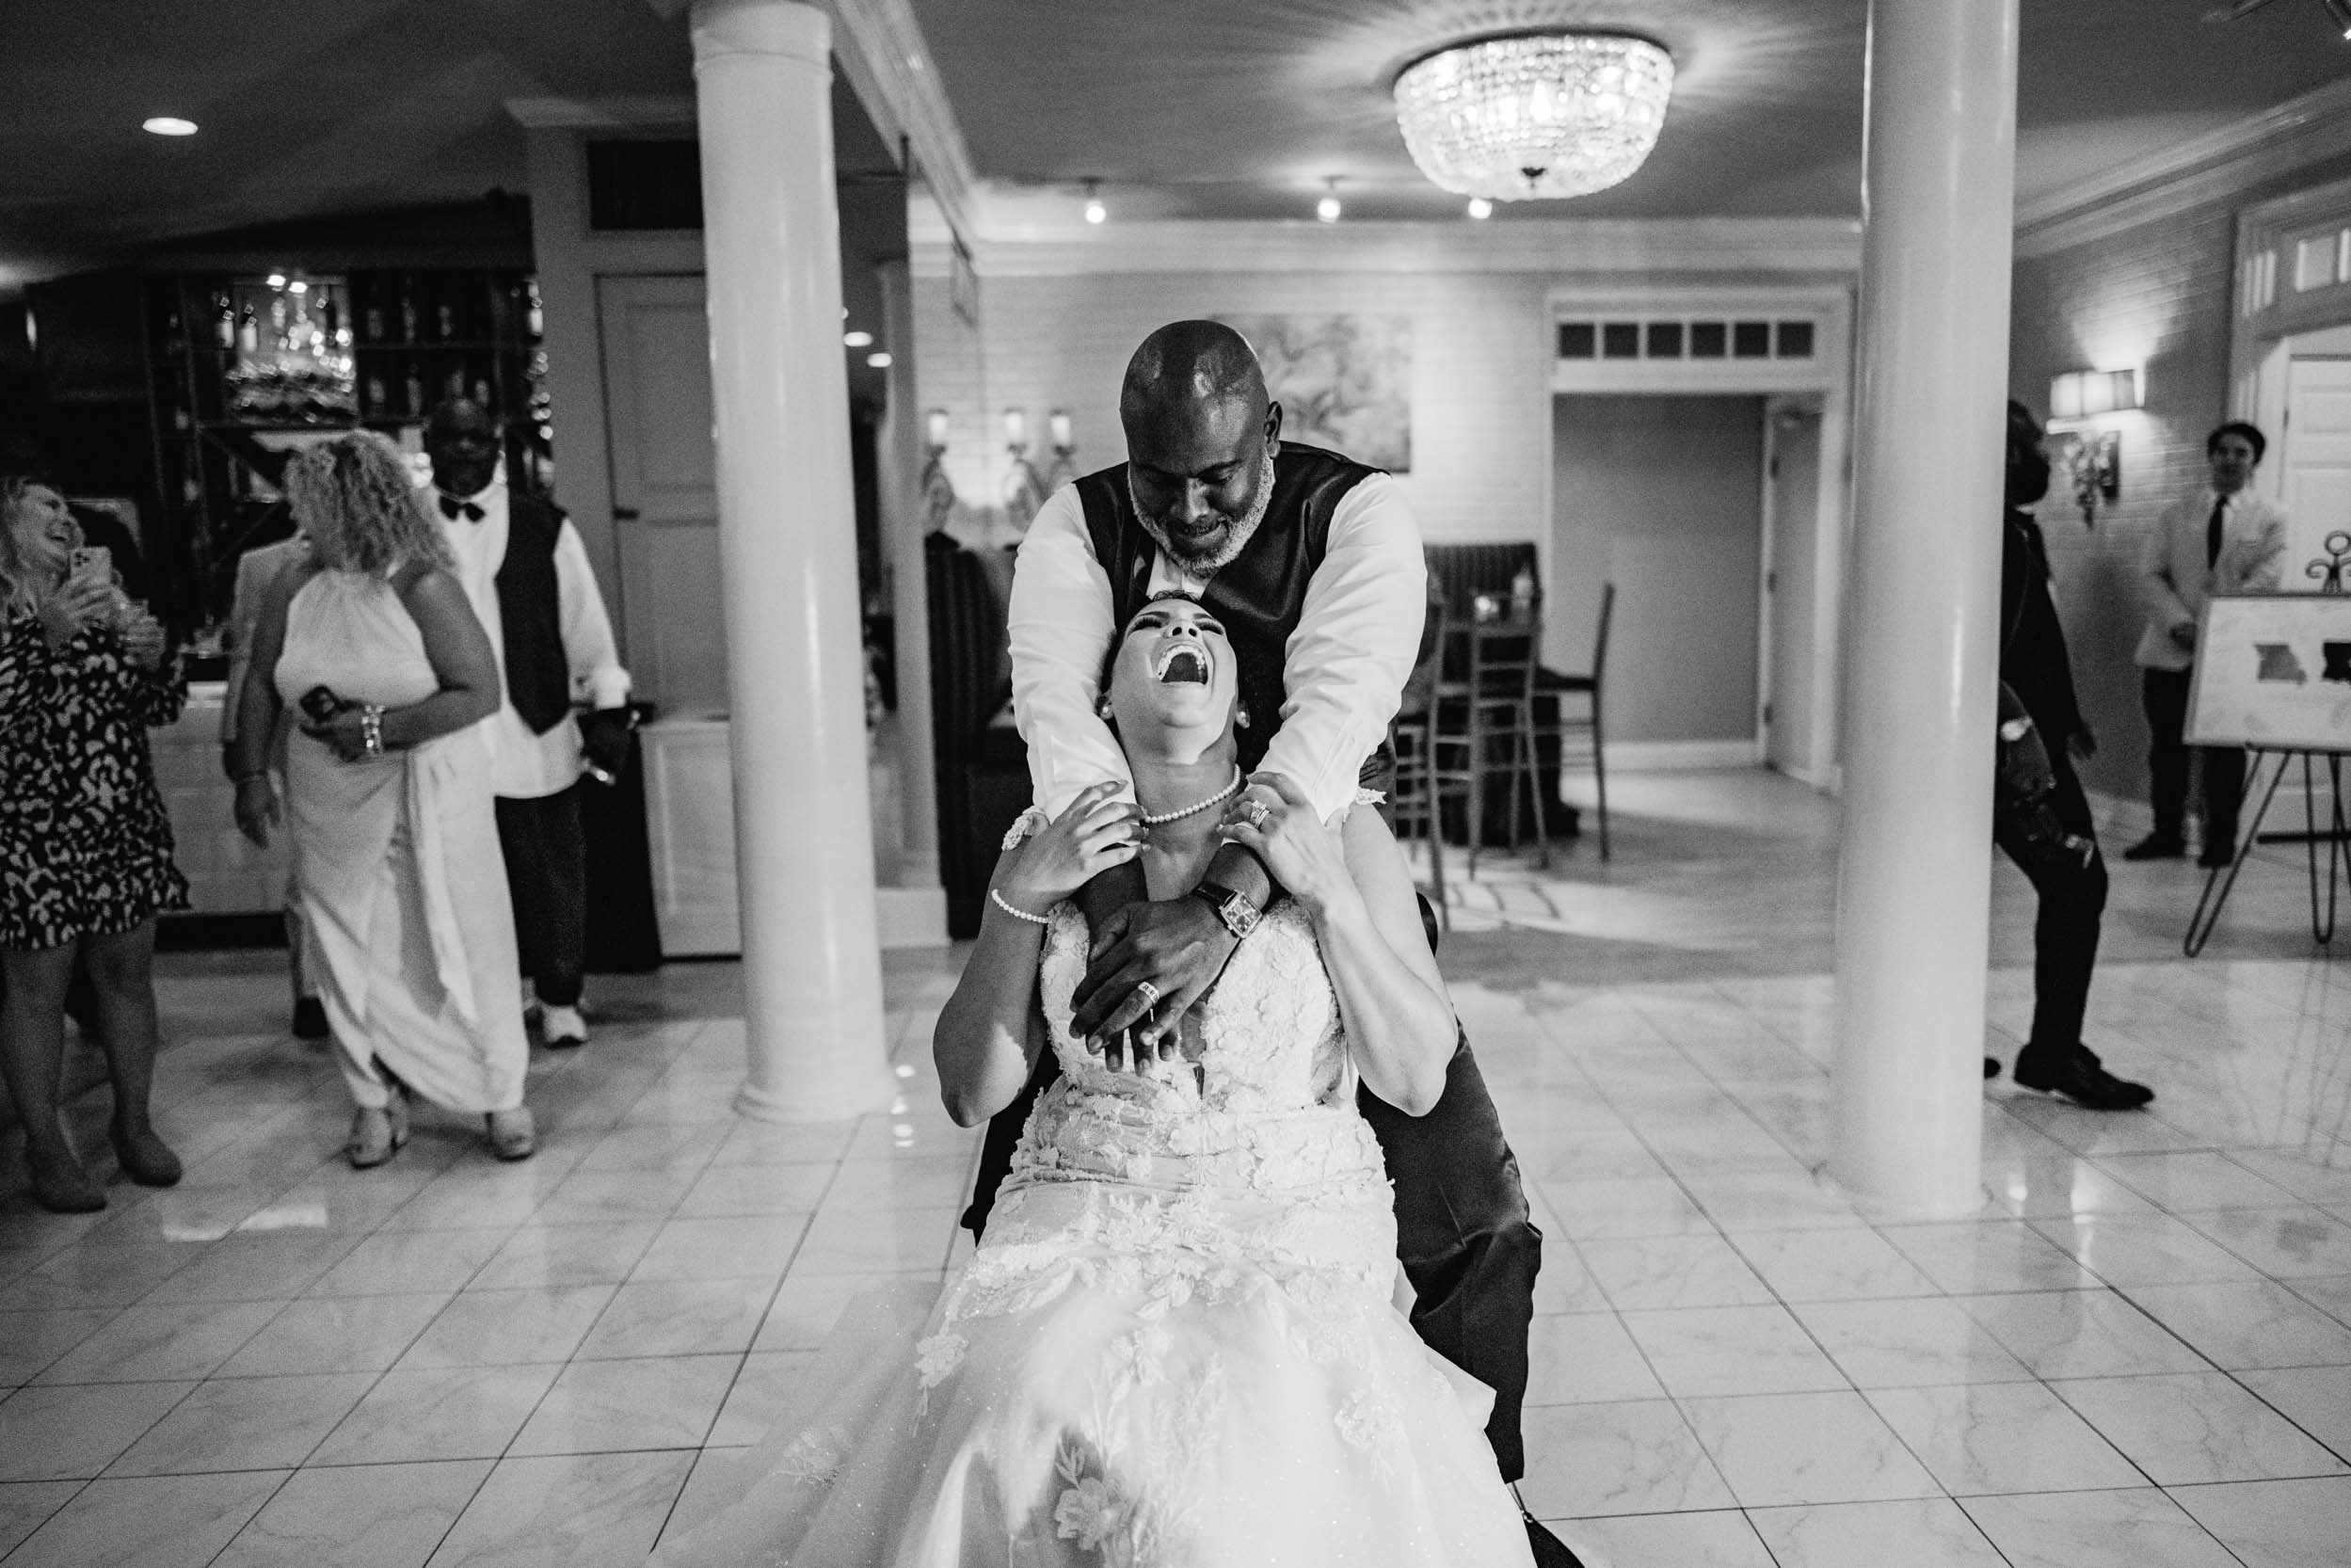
935, 782, 1142, 1126
1222, 775, 1455, 1114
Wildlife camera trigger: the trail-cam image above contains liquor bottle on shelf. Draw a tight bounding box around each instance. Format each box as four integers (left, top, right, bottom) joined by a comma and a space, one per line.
364, 374, 389, 417
214, 292, 235, 349
269, 296, 288, 346
472, 376, 492, 407
363, 280, 385, 344
236, 302, 259, 354
398, 277, 419, 342
404, 364, 426, 417
524, 279, 544, 340
436, 298, 456, 341
163, 306, 186, 357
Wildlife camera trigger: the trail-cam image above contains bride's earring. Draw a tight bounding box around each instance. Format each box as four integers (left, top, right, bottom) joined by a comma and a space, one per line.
1235, 704, 1251, 730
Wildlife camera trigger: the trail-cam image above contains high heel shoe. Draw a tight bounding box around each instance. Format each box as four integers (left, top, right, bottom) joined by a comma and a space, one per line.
108, 1120, 183, 1188
24, 1139, 105, 1214
485, 1106, 536, 1161
345, 1092, 410, 1169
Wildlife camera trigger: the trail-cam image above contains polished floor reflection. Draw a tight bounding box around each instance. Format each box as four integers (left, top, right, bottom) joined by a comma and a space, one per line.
0, 771, 2344, 1566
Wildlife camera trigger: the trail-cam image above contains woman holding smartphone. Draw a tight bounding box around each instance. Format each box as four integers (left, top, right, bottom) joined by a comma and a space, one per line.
0, 475, 184, 1212
232, 432, 538, 1167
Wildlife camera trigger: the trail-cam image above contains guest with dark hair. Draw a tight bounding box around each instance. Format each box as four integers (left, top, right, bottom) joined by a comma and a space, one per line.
2123, 420, 2287, 866
0, 474, 186, 1211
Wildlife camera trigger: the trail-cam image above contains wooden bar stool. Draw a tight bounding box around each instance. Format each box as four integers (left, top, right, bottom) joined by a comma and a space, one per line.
1431, 608, 1543, 877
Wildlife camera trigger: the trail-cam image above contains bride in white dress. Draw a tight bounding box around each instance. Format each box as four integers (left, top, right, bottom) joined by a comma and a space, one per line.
657, 593, 1537, 1567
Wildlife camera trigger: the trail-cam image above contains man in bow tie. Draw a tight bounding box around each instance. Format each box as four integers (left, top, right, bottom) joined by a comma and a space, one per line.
424, 398, 632, 1048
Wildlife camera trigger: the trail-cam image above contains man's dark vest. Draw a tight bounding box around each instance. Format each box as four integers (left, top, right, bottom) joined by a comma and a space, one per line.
495, 492, 570, 735
1073, 443, 1382, 775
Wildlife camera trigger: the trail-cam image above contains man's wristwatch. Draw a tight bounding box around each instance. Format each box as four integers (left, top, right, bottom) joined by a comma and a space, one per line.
1190, 880, 1262, 940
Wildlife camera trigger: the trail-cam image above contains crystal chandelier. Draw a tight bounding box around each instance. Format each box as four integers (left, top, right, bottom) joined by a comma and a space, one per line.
1394, 32, 1675, 202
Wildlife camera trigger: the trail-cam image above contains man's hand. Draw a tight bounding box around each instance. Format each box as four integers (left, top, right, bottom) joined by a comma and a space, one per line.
1070, 895, 1239, 1071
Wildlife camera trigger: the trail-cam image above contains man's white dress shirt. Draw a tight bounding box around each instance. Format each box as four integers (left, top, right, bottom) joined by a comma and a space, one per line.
1007, 469, 1426, 825
433, 481, 631, 800
2133, 487, 2288, 672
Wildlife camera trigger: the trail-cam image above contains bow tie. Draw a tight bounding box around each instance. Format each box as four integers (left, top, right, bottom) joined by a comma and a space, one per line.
438, 495, 486, 523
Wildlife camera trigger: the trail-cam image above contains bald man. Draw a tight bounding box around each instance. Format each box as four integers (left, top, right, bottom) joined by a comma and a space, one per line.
975, 324, 1564, 1556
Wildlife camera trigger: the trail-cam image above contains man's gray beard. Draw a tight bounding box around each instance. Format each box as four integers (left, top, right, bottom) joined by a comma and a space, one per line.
1129, 450, 1277, 577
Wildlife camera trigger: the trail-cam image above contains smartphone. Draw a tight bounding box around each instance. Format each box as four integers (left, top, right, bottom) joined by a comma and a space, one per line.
67, 544, 110, 581
298, 685, 347, 725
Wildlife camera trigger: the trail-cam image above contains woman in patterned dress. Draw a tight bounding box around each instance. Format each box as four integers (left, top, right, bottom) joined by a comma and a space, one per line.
0, 476, 187, 1213
656, 594, 1540, 1568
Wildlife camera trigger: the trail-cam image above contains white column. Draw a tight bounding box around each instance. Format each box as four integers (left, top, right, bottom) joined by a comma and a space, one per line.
877, 256, 941, 888
691, 0, 896, 1121
1830, 0, 2018, 1215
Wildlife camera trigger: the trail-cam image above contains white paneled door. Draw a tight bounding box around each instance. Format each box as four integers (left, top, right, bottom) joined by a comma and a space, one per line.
2282, 357, 2351, 586
600, 274, 725, 712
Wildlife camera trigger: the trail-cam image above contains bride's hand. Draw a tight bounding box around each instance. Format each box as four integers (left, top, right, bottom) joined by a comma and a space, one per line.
994, 781, 1144, 916
1219, 773, 1354, 918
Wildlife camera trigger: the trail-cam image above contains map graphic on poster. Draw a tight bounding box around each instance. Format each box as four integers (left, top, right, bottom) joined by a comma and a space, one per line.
2186, 595, 2351, 751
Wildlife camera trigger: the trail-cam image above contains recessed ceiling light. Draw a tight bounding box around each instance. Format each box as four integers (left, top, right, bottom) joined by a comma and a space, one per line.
1083, 179, 1106, 225
1317, 182, 1342, 223
866, 351, 893, 369
843, 329, 873, 348
1467, 197, 1494, 220
142, 117, 198, 137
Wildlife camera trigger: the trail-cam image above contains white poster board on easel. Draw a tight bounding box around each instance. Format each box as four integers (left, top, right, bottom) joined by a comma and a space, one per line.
2183, 594, 2351, 751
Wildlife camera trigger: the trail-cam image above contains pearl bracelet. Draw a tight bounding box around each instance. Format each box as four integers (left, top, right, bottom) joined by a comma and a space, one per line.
989, 888, 1050, 926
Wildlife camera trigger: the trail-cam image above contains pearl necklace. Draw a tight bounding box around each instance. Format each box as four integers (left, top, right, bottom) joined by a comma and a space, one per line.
1140, 766, 1242, 827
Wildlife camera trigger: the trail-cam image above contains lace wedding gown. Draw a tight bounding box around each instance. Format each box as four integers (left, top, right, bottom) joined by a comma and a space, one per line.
656, 899, 1537, 1568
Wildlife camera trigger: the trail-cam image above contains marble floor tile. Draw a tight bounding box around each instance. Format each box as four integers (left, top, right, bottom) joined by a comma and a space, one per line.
574, 1123, 731, 1174
1879, 1220, 2100, 1294
2051, 1372, 2350, 1484
631, 1213, 808, 1283
0, 1309, 119, 1384
108, 1370, 376, 1475
1865, 1381, 2144, 1495
311, 1364, 564, 1464
2236, 1364, 2351, 1457
1746, 1497, 2007, 1568
0, 1481, 82, 1558
2286, 1273, 2351, 1327
1536, 1176, 1716, 1240
789, 1203, 962, 1274
425, 1448, 695, 1568
214, 1458, 492, 1568
705, 1117, 858, 1168
1680, 1390, 1942, 1507
1575, 1234, 1776, 1309
1515, 1399, 1736, 1517
0, 1380, 196, 1481
707, 1352, 813, 1448
1792, 1297, 2036, 1389
509, 1353, 736, 1455
33, 1296, 283, 1384
528, 1168, 701, 1226
216, 1289, 453, 1377
1620, 1304, 1848, 1398
1526, 1312, 1669, 1403
139, 1232, 362, 1304
2091, 1151, 2303, 1211
471, 1220, 662, 1291
2126, 1279, 2351, 1369
2228, 1150, 2351, 1207
753, 1271, 932, 1352
1959, 1288, 2212, 1380
0, 1242, 198, 1310
673, 1163, 833, 1219
1731, 1227, 1939, 1302
394, 1285, 616, 1370
1551, 1509, 1775, 1568
3, 1468, 283, 1568
1957, 1488, 2240, 1568
2029, 1213, 2268, 1288
821, 1155, 980, 1211
1678, 1166, 1872, 1232
576, 1276, 777, 1360
2165, 1475, 2351, 1568
1979, 1156, 2163, 1221
2180, 1205, 2351, 1279
306, 1226, 514, 1298
1528, 1242, 1612, 1313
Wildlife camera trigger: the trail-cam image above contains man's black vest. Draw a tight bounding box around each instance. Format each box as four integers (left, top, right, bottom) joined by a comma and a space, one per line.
1073, 443, 1382, 775
495, 492, 571, 735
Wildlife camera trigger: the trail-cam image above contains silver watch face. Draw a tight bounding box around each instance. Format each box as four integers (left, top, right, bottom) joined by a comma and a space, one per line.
1223, 893, 1260, 936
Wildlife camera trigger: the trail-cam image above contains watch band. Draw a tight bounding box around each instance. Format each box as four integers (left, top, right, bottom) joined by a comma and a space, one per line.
1191, 879, 1260, 938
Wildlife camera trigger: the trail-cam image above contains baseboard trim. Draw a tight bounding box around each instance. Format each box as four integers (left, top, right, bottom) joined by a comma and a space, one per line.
1604, 740, 1762, 772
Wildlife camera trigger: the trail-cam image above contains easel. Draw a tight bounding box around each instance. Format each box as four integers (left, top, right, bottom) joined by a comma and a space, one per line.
2183, 536, 2351, 957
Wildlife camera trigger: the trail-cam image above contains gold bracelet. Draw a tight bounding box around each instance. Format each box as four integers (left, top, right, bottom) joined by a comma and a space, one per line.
989, 888, 1050, 926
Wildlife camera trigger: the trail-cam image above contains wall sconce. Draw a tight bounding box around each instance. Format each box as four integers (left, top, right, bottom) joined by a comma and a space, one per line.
920, 408, 956, 533
1002, 408, 1047, 537
1041, 409, 1079, 493
2048, 367, 2141, 421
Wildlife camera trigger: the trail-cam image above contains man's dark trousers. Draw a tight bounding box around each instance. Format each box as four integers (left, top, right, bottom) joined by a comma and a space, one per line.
494, 784, 588, 1010
2141, 666, 2244, 850
1994, 746, 2107, 1054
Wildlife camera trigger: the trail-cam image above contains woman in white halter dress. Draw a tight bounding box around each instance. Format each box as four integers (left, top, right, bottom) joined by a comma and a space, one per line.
231, 432, 536, 1166
657, 594, 1537, 1568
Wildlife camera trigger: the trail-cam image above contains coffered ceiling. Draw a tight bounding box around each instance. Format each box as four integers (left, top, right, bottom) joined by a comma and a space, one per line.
0, 0, 2343, 288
